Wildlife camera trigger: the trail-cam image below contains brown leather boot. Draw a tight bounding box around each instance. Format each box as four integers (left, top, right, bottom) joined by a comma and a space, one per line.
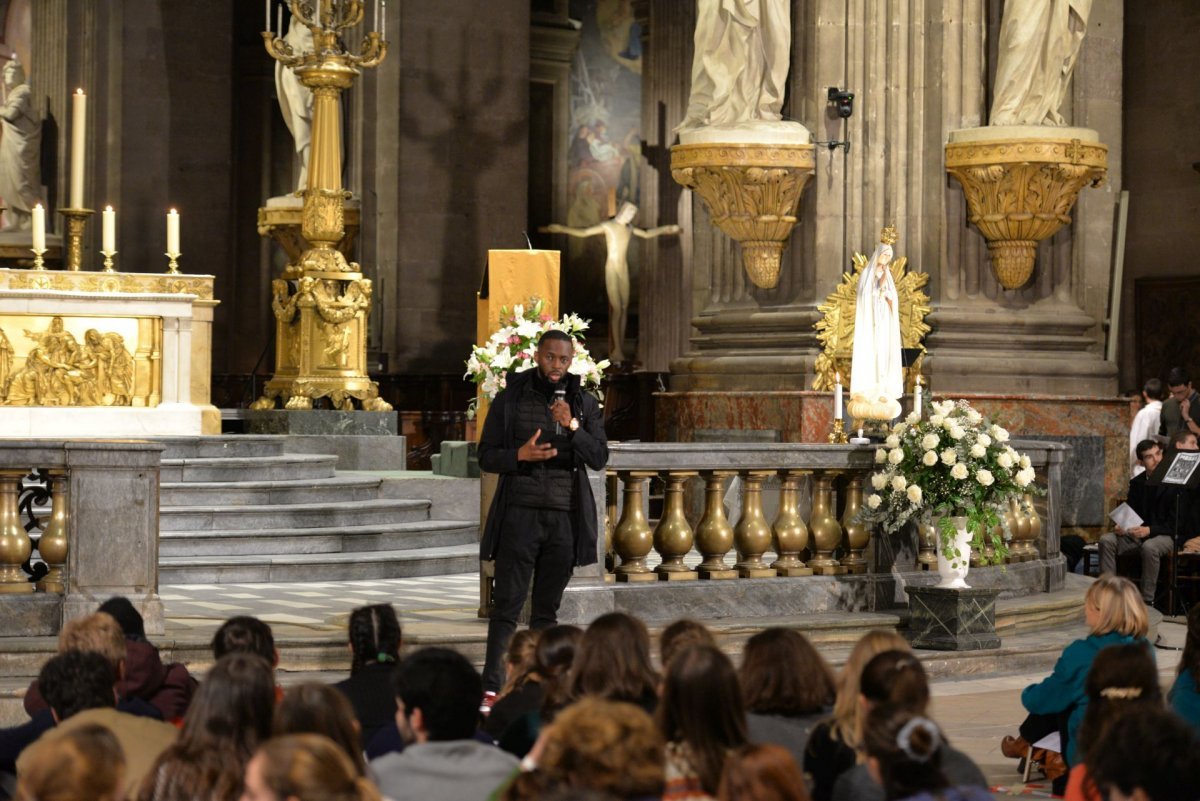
1040, 751, 1068, 782
1001, 735, 1030, 759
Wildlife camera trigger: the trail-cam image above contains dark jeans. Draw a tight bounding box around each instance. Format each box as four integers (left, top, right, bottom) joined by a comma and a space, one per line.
482, 504, 574, 691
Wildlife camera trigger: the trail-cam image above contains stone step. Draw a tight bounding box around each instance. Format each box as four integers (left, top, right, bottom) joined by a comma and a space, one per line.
153, 436, 288, 460
158, 544, 479, 584
159, 520, 479, 557
160, 498, 431, 531
160, 475, 384, 507
160, 453, 339, 483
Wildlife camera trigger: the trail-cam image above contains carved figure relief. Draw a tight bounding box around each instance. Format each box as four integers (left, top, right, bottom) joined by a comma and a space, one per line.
0, 316, 140, 407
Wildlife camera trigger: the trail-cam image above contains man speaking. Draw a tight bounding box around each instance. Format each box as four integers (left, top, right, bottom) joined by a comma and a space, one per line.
478, 329, 608, 697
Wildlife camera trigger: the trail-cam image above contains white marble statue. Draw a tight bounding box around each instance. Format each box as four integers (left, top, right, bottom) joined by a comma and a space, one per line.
541, 203, 681, 365
275, 19, 314, 191
850, 237, 903, 417
677, 0, 791, 133
0, 60, 42, 232
990, 0, 1094, 126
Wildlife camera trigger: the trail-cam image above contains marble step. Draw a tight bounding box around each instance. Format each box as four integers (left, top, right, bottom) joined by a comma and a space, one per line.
159, 475, 384, 506
153, 436, 289, 460
160, 498, 431, 531
160, 453, 339, 483
159, 519, 478, 557
158, 543, 479, 584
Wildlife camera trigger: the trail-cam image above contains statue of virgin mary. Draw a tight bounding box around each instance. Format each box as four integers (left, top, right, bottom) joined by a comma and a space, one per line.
849, 228, 903, 420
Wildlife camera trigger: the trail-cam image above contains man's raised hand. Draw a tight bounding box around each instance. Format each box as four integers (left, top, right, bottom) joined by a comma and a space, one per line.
517, 429, 557, 462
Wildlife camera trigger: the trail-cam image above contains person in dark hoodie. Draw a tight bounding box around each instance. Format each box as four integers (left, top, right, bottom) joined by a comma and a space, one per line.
478, 329, 608, 697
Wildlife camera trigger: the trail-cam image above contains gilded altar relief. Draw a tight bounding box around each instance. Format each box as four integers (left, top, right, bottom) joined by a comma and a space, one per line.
0, 314, 161, 407
813, 253, 931, 392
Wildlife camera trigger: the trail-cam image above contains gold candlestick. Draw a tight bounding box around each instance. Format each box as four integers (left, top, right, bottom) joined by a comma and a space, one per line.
165, 251, 181, 275
30, 246, 46, 271
101, 249, 117, 273
827, 418, 848, 444
58, 208, 94, 272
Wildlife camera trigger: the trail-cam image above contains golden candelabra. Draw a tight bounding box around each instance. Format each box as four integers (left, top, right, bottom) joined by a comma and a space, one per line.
165, 251, 181, 276
101, 248, 117, 273
827, 418, 848, 444
30, 245, 46, 271
58, 208, 94, 272
254, 0, 392, 412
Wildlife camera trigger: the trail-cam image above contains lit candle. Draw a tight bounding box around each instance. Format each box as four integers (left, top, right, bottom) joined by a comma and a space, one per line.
167, 208, 180, 254
834, 372, 843, 421
69, 89, 87, 209
914, 375, 923, 418
102, 205, 115, 253
32, 203, 45, 252
382, 0, 387, 39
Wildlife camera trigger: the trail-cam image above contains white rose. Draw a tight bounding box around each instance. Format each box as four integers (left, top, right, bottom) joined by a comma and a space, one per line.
977, 433, 991, 448
951, 463, 969, 480
1019, 454, 1031, 470
976, 469, 994, 487
993, 426, 1010, 442
949, 425, 966, 440
997, 452, 1014, 469
929, 414, 945, 427
906, 411, 920, 425
966, 409, 983, 425
921, 433, 940, 451
922, 450, 938, 467
932, 400, 953, 416
907, 485, 922, 504
871, 473, 888, 490
867, 494, 882, 510
943, 418, 955, 432
893, 421, 907, 434
888, 448, 905, 465
891, 475, 907, 492
970, 443, 986, 459
876, 448, 887, 464
1016, 467, 1035, 487
885, 434, 900, 448
940, 448, 957, 466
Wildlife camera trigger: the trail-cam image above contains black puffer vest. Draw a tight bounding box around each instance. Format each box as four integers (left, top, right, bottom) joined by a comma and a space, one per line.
508, 380, 574, 510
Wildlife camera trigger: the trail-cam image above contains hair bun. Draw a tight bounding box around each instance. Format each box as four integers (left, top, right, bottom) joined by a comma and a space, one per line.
896, 717, 941, 763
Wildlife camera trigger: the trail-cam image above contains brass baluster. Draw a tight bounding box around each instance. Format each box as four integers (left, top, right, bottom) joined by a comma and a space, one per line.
604, 473, 619, 575
839, 473, 869, 574
0, 472, 34, 593
613, 471, 656, 582
1023, 492, 1042, 561
695, 470, 737, 580
771, 469, 812, 576
654, 471, 698, 581
917, 520, 939, 570
808, 472, 845, 575
36, 471, 69, 593
734, 470, 776, 578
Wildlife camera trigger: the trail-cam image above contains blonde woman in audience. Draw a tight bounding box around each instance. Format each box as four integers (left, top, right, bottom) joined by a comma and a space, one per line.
495, 625, 583, 757
803, 629, 909, 801
138, 654, 276, 801
483, 629, 541, 741
14, 723, 125, 801
274, 683, 367, 776
242, 734, 382, 801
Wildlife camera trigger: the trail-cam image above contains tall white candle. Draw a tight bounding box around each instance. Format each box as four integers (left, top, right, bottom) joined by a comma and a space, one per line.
265, 0, 270, 32
31, 203, 45, 252
834, 372, 843, 421
277, 5, 282, 38
914, 375, 923, 418
102, 205, 116, 253
381, 0, 387, 39
69, 89, 87, 209
167, 208, 180, 254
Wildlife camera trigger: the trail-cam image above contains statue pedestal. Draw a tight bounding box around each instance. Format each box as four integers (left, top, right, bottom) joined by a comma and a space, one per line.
905, 585, 1001, 651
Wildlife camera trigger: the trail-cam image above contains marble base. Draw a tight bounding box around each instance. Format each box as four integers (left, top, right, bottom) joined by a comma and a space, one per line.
0, 405, 206, 436
244, 409, 399, 436
905, 585, 1001, 651
0, 594, 62, 637
432, 441, 479, 478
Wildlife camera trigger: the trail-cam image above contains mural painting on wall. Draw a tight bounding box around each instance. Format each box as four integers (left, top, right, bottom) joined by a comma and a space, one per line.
566, 0, 642, 332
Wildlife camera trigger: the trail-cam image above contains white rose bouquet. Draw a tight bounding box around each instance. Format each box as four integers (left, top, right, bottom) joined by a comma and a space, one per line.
464, 297, 609, 418
857, 399, 1039, 565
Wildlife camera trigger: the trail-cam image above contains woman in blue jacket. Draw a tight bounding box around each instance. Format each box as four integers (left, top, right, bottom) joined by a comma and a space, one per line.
1001, 575, 1151, 789
1169, 603, 1200, 733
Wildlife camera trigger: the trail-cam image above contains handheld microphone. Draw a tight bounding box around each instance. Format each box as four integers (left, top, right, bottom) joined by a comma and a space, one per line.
553, 387, 566, 435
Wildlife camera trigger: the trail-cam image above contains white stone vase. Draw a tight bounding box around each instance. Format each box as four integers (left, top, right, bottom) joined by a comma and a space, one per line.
935, 516, 973, 589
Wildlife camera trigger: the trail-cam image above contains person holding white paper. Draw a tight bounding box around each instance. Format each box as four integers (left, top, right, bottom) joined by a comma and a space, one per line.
1099, 440, 1175, 605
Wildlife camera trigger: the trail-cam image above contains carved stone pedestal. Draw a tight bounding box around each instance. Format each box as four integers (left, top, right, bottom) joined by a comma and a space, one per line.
905, 585, 1001, 651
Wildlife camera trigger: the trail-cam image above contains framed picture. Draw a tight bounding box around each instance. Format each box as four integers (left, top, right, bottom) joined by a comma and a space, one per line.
1162, 451, 1200, 486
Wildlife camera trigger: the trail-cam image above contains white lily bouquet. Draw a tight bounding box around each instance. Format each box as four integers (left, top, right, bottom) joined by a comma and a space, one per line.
856, 398, 1039, 565
464, 297, 609, 417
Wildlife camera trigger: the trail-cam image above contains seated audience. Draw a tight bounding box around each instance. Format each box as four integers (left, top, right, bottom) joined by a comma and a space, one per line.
13, 723, 125, 801
718, 743, 811, 801
861, 707, 991, 801
212, 616, 282, 703
136, 653, 275, 801
370, 647, 518, 801
1173, 428, 1199, 451
1101, 441, 1176, 605
1086, 706, 1200, 801
1169, 604, 1200, 733
658, 644, 748, 800
482, 629, 539, 741
1160, 367, 1200, 441
739, 628, 834, 771
804, 630, 910, 801
334, 604, 402, 746
1064, 643, 1162, 801
1001, 575, 1151, 792
1129, 378, 1163, 477
501, 698, 665, 801
18, 651, 177, 800
568, 612, 659, 714
832, 651, 985, 801
243, 734, 382, 801
275, 683, 366, 776
496, 624, 583, 758
660, 619, 716, 669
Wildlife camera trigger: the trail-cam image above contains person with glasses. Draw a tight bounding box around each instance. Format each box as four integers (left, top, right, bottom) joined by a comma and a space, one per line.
1159, 367, 1200, 441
